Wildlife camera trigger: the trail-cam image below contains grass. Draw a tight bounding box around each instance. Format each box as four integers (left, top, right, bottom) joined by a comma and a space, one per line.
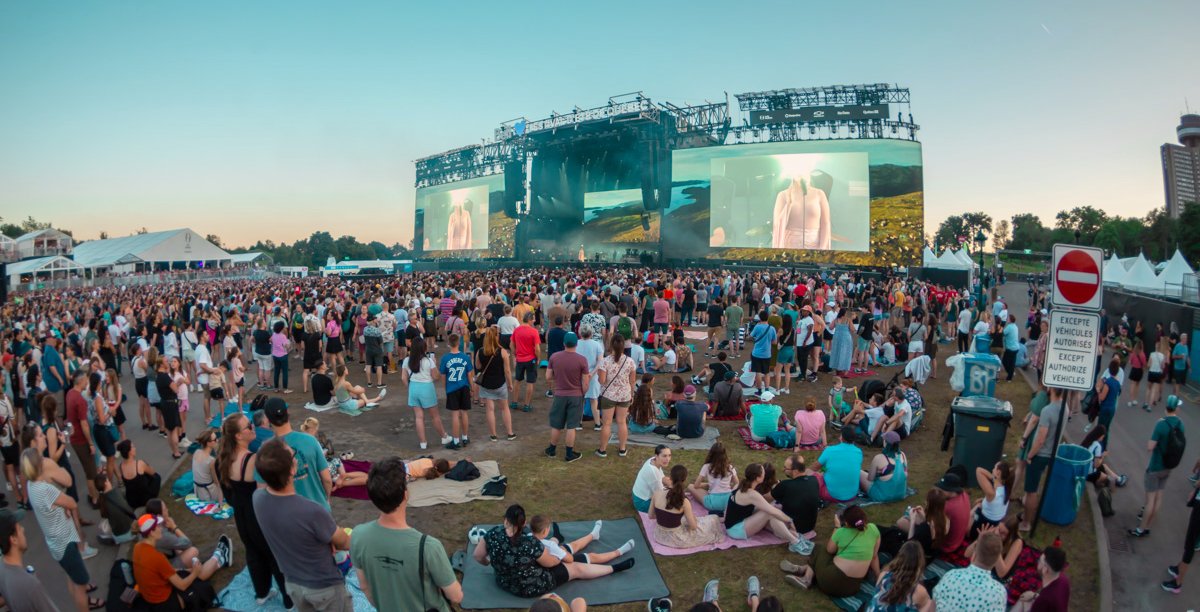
167, 346, 1098, 611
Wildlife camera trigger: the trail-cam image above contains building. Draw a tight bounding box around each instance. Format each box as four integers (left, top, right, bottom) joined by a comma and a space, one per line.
4, 255, 84, 292
71, 228, 232, 274
1162, 113, 1200, 218
14, 228, 74, 260
230, 251, 274, 268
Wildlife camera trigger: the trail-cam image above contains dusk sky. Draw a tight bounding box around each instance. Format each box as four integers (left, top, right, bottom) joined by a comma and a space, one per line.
2, 1, 1198, 249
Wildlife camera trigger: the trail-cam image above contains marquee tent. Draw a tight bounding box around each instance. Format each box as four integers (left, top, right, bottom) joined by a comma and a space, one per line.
1119, 253, 1163, 293
1157, 250, 1195, 297
1101, 253, 1125, 286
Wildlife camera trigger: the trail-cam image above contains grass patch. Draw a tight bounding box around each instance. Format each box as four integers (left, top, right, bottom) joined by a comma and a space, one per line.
167, 354, 1097, 611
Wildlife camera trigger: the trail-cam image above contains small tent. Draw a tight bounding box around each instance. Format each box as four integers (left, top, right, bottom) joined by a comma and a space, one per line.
1119, 253, 1163, 293
952, 249, 976, 268
1101, 253, 1125, 286
935, 250, 970, 270
922, 247, 939, 268
1157, 250, 1195, 297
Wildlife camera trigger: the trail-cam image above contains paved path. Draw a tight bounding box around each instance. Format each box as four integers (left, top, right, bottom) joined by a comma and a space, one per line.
993, 280, 1200, 606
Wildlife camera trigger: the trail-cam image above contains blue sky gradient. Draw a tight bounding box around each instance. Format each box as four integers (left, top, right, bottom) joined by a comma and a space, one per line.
2, 0, 1197, 248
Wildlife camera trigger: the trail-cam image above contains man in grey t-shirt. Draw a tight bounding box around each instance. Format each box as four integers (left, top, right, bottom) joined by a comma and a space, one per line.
253, 438, 352, 610
0, 510, 61, 612
1020, 387, 1065, 531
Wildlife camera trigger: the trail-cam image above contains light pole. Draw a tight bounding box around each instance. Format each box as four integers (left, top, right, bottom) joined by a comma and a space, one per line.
975, 229, 987, 306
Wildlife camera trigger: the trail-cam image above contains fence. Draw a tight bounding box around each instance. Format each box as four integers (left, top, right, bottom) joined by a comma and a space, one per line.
11, 269, 273, 293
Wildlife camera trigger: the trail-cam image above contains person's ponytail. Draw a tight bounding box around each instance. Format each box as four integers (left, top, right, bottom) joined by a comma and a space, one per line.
504, 504, 526, 545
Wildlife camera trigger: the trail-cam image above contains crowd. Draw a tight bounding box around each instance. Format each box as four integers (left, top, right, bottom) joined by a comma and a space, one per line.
0, 263, 1193, 610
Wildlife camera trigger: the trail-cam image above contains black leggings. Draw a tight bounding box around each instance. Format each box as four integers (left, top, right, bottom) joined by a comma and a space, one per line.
234, 503, 293, 607
957, 332, 969, 354
1184, 502, 1200, 565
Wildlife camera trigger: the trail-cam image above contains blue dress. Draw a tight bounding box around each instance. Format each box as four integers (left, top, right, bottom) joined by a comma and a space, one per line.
830, 322, 853, 372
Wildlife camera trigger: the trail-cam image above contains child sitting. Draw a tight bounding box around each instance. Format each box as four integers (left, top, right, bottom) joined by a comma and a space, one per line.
530, 515, 634, 565
301, 417, 367, 490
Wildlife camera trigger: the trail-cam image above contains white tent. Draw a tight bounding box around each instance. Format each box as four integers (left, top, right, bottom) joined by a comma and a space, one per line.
1101, 253, 1125, 286
934, 250, 971, 270
1157, 250, 1195, 296
1119, 257, 1137, 272
952, 249, 976, 268
1119, 253, 1163, 293
922, 247, 939, 268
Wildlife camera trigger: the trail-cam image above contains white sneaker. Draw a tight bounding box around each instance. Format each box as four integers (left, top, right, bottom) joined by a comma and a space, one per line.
419, 442, 428, 450
256, 589, 278, 606
81, 545, 98, 560
440, 435, 453, 445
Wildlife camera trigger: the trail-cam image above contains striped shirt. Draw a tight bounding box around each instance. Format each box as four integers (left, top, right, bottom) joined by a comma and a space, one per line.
28, 480, 78, 560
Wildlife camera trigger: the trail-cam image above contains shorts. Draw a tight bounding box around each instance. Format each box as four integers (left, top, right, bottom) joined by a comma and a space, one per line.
0, 444, 17, 466
1128, 367, 1143, 382
750, 356, 771, 374
777, 346, 795, 365
339, 398, 361, 412
255, 352, 273, 372
702, 491, 732, 513
873, 314, 882, 321
93, 424, 118, 458
726, 521, 749, 540
515, 360, 538, 383
407, 381, 438, 409
549, 562, 570, 587
135, 377, 149, 398
499, 334, 512, 350
1145, 469, 1172, 492
57, 541, 90, 586
424, 321, 437, 337
857, 337, 870, 352
304, 355, 323, 370
1173, 368, 1188, 384
383, 341, 395, 353
210, 387, 225, 400
366, 351, 385, 368
159, 400, 182, 431
632, 494, 651, 513
445, 386, 472, 411
653, 323, 669, 334
1148, 371, 1164, 384
548, 396, 583, 430
326, 336, 344, 354
479, 384, 508, 401
1025, 455, 1051, 493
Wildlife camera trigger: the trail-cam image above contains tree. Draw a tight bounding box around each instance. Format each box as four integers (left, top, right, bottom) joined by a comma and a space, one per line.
1141, 208, 1178, 262
992, 220, 1010, 251
1093, 217, 1144, 257
934, 212, 993, 252
1054, 206, 1108, 244
1176, 202, 1200, 263
1008, 213, 1050, 252
99, 231, 109, 240
204, 234, 223, 248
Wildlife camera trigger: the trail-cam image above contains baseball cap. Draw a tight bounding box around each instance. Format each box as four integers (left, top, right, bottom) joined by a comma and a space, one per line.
1166, 395, 1182, 411
759, 390, 777, 402
723, 370, 736, 381
564, 332, 578, 347
368, 304, 382, 316
263, 397, 289, 422
882, 431, 902, 446
683, 385, 697, 396
137, 514, 164, 536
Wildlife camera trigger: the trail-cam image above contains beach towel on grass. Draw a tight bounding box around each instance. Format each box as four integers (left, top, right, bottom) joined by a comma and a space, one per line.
304, 401, 336, 413
219, 567, 373, 611
459, 517, 667, 609
404, 460, 503, 507
638, 504, 787, 556
183, 494, 233, 519
610, 426, 719, 451
737, 426, 790, 451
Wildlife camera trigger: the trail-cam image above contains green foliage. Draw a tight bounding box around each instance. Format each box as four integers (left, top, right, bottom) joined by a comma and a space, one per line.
1177, 201, 1200, 263
226, 232, 410, 269
933, 212, 992, 251
1092, 217, 1144, 257
1008, 213, 1051, 252
0, 215, 52, 239
992, 219, 1010, 251
1054, 206, 1108, 242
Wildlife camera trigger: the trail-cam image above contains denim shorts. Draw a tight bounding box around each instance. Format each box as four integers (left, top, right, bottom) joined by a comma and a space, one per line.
407, 381, 438, 408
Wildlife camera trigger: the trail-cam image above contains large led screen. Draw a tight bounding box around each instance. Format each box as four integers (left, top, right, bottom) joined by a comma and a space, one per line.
667, 140, 923, 266
415, 173, 514, 258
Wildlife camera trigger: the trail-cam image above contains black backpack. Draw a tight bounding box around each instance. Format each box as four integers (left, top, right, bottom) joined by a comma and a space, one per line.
445, 459, 480, 481
106, 558, 138, 612
1161, 418, 1187, 470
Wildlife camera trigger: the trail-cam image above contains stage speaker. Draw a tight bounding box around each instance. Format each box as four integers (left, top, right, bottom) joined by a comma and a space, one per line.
504, 161, 525, 216
413, 210, 425, 254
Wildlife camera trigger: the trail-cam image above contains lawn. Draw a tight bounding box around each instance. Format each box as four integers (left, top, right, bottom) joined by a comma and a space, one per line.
167, 348, 1098, 611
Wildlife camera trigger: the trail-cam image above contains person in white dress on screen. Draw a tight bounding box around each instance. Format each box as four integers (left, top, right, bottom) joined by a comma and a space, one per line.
446, 198, 475, 250
772, 175, 831, 250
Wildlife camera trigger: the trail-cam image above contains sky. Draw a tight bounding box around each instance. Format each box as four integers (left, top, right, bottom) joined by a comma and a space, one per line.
2, 0, 1198, 249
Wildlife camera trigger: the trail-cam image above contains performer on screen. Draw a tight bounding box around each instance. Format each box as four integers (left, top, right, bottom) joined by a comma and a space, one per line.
446, 198, 474, 250
771, 176, 831, 250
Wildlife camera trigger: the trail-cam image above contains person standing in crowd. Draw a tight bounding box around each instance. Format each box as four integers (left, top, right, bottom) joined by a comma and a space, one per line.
253, 438, 353, 611
475, 326, 516, 442
596, 334, 636, 458
259, 397, 332, 508
545, 332, 589, 463
748, 311, 777, 396
1171, 332, 1190, 398
724, 296, 744, 358
402, 337, 451, 450
1021, 387, 1064, 532
252, 318, 274, 391
1129, 395, 1186, 538
1001, 313, 1020, 381
351, 457, 464, 611
438, 333, 473, 450
21, 448, 100, 611
0, 509, 62, 612
193, 330, 216, 423
511, 312, 541, 413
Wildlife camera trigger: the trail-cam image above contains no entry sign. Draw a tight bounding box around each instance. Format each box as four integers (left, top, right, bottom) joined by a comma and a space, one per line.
1051, 244, 1104, 311
1042, 309, 1101, 391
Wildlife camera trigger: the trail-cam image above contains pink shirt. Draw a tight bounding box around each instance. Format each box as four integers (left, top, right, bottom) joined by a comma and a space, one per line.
653, 299, 671, 324
794, 409, 827, 446
270, 333, 291, 358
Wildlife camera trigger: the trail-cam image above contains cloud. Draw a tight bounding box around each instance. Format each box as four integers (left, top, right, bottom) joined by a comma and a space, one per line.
1040, 23, 1052, 35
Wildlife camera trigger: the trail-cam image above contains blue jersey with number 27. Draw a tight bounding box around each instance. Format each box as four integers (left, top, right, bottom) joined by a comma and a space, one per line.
439, 352, 473, 393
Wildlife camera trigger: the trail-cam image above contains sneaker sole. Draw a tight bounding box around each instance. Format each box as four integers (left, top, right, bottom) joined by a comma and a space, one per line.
565, 455, 582, 463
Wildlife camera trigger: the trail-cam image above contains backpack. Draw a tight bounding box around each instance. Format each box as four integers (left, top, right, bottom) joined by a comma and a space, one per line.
617, 316, 634, 341
1161, 418, 1186, 470
106, 558, 138, 612
445, 459, 480, 481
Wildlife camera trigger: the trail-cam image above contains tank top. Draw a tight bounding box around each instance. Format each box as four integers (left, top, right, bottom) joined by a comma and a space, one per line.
654, 506, 683, 528
121, 460, 155, 509
724, 490, 755, 527
335, 384, 351, 403
981, 485, 1008, 521
475, 348, 507, 389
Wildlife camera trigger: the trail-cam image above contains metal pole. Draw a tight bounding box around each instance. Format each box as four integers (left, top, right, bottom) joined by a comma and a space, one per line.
1029, 390, 1068, 539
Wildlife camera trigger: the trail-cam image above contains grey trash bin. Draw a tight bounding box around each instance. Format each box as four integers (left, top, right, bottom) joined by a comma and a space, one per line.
950, 396, 1013, 484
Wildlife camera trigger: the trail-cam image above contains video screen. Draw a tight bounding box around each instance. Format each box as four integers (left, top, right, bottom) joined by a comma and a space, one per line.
667, 140, 923, 266
709, 152, 868, 251
415, 173, 514, 257
582, 189, 658, 244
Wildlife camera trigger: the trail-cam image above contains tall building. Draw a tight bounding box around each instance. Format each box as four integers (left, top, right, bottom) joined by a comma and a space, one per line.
1162, 113, 1200, 218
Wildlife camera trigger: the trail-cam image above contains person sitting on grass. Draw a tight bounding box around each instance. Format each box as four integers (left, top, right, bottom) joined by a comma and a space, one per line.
859, 430, 908, 503
632, 445, 672, 513
531, 594, 587, 612
474, 504, 635, 599
530, 515, 635, 566
96, 473, 137, 545
970, 460, 1013, 537
1079, 425, 1128, 489
649, 577, 783, 612
333, 364, 386, 415
709, 370, 744, 418
627, 375, 659, 434
301, 417, 368, 490
143, 499, 232, 583
1012, 546, 1070, 610
931, 531, 1007, 610
723, 464, 809, 554
780, 505, 880, 597
674, 385, 708, 440
866, 540, 931, 611
747, 392, 790, 443
687, 441, 739, 514
691, 351, 733, 394
840, 394, 887, 442
652, 465, 726, 550
132, 512, 232, 612
793, 398, 828, 451
402, 457, 452, 482
813, 428, 864, 504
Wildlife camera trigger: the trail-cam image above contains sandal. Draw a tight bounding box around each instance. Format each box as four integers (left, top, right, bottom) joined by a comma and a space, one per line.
88, 596, 104, 610
172, 452, 184, 460
87, 583, 98, 593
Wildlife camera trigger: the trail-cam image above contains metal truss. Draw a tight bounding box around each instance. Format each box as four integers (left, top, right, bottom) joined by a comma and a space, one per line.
735, 83, 911, 110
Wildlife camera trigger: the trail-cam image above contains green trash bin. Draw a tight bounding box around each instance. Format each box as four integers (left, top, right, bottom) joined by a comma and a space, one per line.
1040, 444, 1093, 526
950, 396, 1013, 485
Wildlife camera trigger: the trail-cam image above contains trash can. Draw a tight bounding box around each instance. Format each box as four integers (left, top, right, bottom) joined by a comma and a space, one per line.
950, 396, 1013, 483
1039, 444, 1093, 526
961, 353, 1001, 398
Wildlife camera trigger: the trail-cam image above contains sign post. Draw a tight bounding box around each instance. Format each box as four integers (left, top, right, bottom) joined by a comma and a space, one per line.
1031, 244, 1105, 539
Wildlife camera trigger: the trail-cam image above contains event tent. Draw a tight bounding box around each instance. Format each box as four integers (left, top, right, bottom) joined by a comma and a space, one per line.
71, 228, 231, 273
1101, 253, 1125, 285
4, 255, 84, 291
922, 247, 938, 268
934, 250, 971, 270
1157, 250, 1195, 297
952, 249, 975, 268
1119, 253, 1163, 293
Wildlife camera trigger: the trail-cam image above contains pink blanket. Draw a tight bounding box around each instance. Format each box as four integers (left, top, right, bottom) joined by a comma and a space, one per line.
638, 504, 786, 556
331, 459, 371, 500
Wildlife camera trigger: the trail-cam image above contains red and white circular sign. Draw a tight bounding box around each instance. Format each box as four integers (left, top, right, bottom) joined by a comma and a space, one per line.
1053, 246, 1102, 308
